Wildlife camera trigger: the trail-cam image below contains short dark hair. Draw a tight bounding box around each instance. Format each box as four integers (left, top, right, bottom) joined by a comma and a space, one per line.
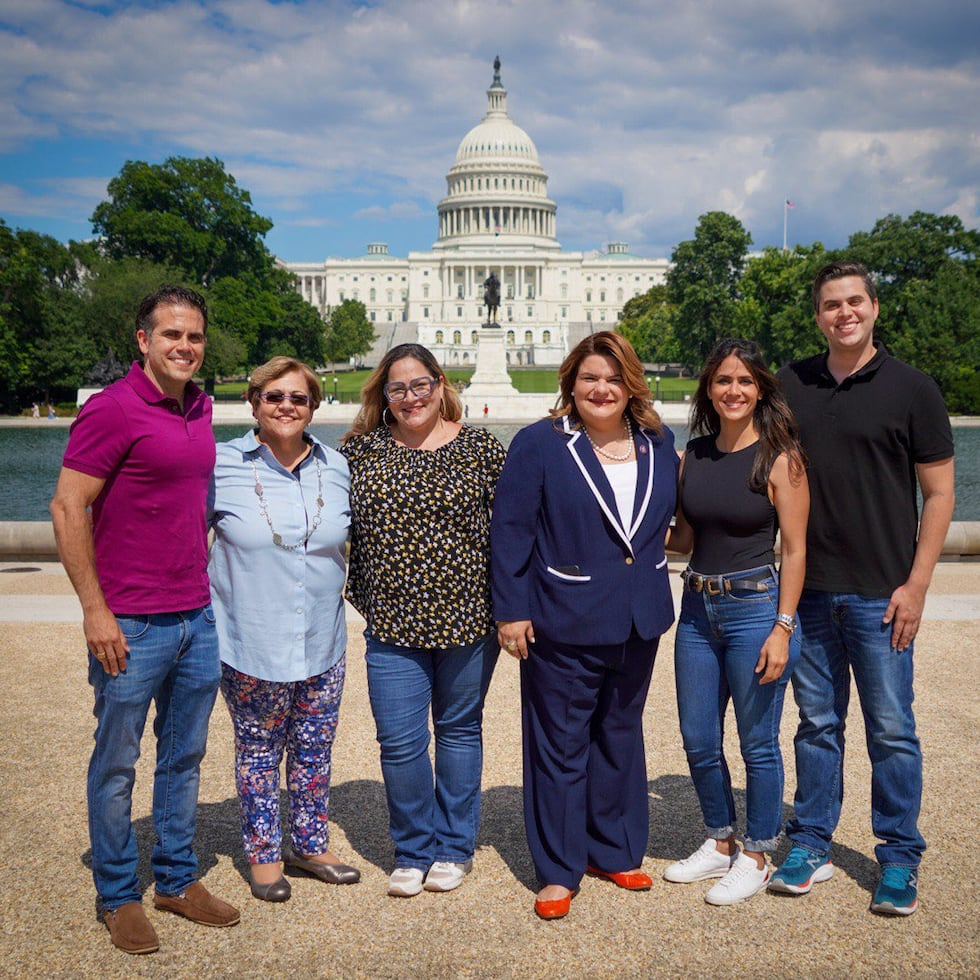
812, 261, 877, 313
136, 285, 209, 336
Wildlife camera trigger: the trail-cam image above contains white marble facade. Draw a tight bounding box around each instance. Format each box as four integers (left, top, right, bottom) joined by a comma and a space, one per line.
285, 59, 669, 367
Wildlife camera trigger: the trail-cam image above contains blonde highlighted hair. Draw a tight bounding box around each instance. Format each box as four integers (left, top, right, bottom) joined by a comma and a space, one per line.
247, 356, 322, 411
553, 330, 663, 435
343, 343, 461, 441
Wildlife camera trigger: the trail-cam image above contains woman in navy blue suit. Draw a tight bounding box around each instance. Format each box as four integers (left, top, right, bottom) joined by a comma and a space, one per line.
491, 331, 678, 919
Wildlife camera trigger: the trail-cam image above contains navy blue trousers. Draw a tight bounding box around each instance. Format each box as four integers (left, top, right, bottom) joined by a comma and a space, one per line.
520, 629, 658, 889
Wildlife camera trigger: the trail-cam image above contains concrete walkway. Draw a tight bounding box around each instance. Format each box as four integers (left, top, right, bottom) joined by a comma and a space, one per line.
1, 560, 977, 978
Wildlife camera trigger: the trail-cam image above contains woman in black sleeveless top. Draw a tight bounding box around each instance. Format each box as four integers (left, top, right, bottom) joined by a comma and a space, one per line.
664, 338, 809, 906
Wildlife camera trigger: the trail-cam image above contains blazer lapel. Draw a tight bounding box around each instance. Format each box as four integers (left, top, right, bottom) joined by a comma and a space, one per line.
563, 417, 635, 556
628, 428, 655, 538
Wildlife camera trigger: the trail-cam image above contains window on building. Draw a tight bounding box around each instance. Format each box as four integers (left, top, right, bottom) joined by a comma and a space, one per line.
457, 285, 464, 299
387, 289, 393, 302
527, 306, 533, 317
339, 291, 345, 302
600, 310, 606, 321
560, 307, 567, 318
457, 306, 463, 317
471, 331, 478, 344
560, 284, 567, 299
370, 311, 376, 321
435, 330, 444, 343
424, 307, 430, 318
616, 288, 623, 302
506, 330, 515, 345
543, 330, 551, 343
453, 330, 462, 345
370, 288, 376, 302
600, 290, 606, 302
387, 311, 393, 321
586, 290, 592, 302
524, 330, 533, 344
586, 311, 592, 322
423, 284, 430, 299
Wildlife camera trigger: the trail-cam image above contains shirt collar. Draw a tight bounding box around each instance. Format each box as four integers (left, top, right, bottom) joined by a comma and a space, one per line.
124, 360, 203, 406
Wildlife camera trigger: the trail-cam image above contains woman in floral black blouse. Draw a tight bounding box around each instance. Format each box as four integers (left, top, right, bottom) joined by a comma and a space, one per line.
341, 343, 505, 898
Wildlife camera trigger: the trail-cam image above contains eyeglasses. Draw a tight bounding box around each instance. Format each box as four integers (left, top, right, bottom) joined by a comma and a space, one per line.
258, 392, 312, 406
383, 376, 438, 402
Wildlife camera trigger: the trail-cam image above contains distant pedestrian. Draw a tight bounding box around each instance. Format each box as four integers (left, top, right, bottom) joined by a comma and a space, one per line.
47, 404, 56, 419
483, 403, 489, 418
31, 402, 40, 419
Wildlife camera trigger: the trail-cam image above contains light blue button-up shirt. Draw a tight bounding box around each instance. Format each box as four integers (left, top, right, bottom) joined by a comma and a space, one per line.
208, 430, 350, 683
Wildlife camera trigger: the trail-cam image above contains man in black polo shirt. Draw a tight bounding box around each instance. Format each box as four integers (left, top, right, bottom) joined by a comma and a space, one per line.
770, 261, 954, 916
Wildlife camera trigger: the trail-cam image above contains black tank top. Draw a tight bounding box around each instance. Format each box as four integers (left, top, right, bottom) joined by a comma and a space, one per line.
680, 435, 776, 574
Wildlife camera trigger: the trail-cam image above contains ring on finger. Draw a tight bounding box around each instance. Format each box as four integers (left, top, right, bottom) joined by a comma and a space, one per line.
505, 641, 517, 651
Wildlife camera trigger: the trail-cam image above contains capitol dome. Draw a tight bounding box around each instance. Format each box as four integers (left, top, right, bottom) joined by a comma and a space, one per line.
435, 57, 558, 251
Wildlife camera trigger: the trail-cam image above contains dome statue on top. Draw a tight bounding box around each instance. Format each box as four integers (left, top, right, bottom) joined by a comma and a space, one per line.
435, 57, 559, 251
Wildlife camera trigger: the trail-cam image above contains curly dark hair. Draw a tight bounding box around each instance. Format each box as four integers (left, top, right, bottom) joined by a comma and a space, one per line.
690, 338, 805, 493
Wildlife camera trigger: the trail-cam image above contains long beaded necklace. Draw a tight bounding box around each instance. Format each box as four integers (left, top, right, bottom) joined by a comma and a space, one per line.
586, 415, 634, 461
250, 453, 324, 551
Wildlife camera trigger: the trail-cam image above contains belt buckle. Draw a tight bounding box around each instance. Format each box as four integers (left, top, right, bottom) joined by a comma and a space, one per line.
686, 572, 704, 593
704, 577, 723, 596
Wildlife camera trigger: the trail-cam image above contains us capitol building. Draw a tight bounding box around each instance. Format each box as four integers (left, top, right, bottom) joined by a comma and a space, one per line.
284, 59, 669, 367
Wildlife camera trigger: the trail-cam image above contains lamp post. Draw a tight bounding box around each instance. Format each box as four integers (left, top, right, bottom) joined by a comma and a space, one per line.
655, 375, 661, 401
333, 376, 338, 403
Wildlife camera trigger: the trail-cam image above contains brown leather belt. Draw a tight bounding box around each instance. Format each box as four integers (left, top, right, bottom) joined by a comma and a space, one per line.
682, 569, 772, 596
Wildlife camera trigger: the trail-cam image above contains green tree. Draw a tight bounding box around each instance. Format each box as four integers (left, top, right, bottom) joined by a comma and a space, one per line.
0, 221, 81, 407
91, 156, 275, 286
733, 244, 829, 366
844, 211, 980, 409
324, 300, 375, 366
668, 212, 752, 369
617, 285, 679, 365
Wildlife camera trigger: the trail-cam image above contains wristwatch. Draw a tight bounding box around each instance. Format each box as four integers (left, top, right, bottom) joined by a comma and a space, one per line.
775, 613, 798, 634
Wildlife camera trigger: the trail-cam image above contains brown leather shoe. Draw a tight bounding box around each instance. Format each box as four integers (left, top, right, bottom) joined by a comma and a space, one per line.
153, 881, 240, 927
104, 901, 159, 954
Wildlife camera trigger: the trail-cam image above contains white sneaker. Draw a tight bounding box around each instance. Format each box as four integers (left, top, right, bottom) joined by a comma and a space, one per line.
423, 860, 474, 892
705, 852, 771, 906
387, 867, 426, 897
663, 839, 736, 883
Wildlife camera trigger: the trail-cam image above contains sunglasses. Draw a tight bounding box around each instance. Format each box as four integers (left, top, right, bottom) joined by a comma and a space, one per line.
258, 392, 312, 406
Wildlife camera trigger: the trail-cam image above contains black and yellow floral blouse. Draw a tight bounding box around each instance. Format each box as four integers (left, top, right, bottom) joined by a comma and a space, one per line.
341, 423, 506, 649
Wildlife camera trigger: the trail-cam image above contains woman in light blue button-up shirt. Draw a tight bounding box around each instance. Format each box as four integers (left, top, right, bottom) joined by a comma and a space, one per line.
209, 356, 360, 903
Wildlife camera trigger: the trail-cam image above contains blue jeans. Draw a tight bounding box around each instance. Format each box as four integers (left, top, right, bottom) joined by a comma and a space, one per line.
365, 633, 498, 870
787, 590, 925, 867
88, 606, 221, 909
674, 566, 799, 852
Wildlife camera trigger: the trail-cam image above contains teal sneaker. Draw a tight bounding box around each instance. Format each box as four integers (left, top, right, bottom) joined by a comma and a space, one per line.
768, 845, 834, 895
870, 866, 918, 916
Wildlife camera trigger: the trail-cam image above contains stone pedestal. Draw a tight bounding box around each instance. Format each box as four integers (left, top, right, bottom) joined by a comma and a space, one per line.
462, 326, 556, 421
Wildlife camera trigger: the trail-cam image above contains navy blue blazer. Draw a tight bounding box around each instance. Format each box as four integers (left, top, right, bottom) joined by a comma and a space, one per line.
490, 416, 678, 645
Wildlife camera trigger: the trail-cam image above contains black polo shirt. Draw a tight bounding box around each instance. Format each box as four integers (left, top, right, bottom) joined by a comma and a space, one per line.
778, 344, 953, 597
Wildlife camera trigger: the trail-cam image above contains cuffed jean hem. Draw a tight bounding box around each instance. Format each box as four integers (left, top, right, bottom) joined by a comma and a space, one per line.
787, 838, 830, 859
743, 836, 780, 853
707, 825, 734, 840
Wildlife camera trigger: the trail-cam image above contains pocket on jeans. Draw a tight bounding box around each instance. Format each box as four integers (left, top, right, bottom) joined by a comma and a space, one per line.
116, 614, 151, 639
202, 603, 217, 625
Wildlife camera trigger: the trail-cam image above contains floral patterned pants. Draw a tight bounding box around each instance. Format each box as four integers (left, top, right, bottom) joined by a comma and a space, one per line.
220, 657, 345, 864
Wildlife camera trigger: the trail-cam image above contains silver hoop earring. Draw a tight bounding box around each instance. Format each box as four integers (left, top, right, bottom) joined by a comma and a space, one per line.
383, 406, 394, 426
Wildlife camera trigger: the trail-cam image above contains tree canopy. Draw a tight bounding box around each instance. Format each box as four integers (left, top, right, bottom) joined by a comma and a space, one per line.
323, 300, 376, 366
667, 211, 753, 370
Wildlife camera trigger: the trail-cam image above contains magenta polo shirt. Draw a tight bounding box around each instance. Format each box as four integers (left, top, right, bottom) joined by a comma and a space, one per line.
62, 362, 216, 614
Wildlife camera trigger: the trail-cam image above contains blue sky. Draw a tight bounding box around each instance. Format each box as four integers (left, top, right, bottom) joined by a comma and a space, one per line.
1, 0, 978, 263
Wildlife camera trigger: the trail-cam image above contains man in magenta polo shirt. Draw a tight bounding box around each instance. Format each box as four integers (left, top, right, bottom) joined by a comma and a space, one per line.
50, 286, 240, 955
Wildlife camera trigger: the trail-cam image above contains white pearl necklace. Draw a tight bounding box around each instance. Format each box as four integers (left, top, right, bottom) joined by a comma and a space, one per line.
586, 416, 633, 461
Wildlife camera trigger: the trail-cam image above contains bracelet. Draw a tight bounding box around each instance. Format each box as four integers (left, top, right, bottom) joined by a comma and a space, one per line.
775, 613, 797, 634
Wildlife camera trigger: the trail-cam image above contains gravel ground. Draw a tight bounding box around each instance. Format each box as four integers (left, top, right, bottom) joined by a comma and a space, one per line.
1, 561, 978, 978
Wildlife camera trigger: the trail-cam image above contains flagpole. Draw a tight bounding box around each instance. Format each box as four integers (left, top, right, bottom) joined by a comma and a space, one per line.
783, 199, 788, 252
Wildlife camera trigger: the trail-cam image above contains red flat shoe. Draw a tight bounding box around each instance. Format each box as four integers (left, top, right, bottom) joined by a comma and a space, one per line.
535, 888, 575, 920
587, 865, 653, 890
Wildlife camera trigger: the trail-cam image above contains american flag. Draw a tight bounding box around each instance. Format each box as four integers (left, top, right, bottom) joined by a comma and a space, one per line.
785, 199, 795, 209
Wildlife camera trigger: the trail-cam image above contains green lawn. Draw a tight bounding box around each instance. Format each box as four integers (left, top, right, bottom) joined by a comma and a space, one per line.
214, 369, 696, 402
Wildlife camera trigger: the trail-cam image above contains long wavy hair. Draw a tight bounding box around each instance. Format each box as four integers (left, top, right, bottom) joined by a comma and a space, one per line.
343, 343, 462, 441
552, 330, 663, 435
690, 338, 805, 493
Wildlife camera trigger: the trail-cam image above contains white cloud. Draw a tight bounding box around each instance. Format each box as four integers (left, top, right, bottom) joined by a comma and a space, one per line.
0, 0, 976, 257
